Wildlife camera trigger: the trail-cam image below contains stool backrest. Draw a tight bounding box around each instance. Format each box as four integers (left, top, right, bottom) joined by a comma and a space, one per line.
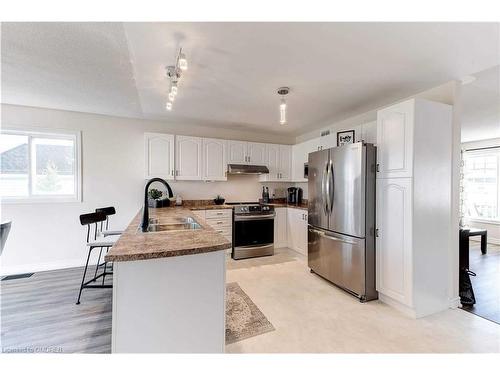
80, 212, 107, 242
95, 206, 116, 230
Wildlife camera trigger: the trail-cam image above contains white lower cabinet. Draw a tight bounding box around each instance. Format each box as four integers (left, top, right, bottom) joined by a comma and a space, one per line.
196, 209, 233, 245
376, 178, 413, 307
287, 208, 308, 255
274, 207, 288, 248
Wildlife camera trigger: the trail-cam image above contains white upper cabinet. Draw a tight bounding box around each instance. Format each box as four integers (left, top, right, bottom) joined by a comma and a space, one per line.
227, 141, 247, 164
247, 142, 267, 165
175, 136, 203, 180
261, 144, 292, 181
377, 100, 414, 178
291, 142, 308, 182
202, 138, 227, 181
228, 141, 267, 165
279, 145, 292, 180
265, 143, 280, 180
144, 133, 175, 180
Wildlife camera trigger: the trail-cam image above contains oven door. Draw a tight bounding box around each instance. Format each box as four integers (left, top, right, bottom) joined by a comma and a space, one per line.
233, 215, 274, 259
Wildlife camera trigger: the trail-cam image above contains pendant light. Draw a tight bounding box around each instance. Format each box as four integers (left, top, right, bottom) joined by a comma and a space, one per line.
277, 87, 289, 125
165, 47, 188, 112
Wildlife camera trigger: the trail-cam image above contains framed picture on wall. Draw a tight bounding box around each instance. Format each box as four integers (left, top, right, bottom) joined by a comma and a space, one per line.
337, 130, 355, 146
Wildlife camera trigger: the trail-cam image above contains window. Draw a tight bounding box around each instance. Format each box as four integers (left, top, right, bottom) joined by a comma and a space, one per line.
0, 129, 81, 202
463, 148, 500, 222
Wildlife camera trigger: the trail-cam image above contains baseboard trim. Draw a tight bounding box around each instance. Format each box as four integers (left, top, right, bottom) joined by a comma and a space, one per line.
469, 237, 500, 245
379, 293, 417, 318
0, 258, 93, 276
449, 296, 460, 309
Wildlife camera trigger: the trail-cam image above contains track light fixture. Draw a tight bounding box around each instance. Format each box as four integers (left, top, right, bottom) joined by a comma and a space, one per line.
165, 47, 188, 111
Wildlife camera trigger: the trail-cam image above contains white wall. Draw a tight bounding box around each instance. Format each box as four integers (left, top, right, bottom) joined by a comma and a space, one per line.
462, 137, 500, 244
0, 104, 292, 275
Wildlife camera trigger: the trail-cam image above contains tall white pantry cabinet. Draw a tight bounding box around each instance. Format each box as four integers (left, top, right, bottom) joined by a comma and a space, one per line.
375, 98, 453, 318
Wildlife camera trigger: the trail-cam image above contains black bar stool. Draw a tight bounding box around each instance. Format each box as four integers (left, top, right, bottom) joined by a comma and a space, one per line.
95, 206, 124, 237
76, 211, 120, 305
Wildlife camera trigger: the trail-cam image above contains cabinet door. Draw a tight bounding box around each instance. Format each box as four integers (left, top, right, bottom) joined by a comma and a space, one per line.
286, 208, 298, 251
278, 145, 292, 181
175, 136, 202, 180
247, 142, 267, 165
376, 178, 413, 306
274, 207, 288, 248
291, 142, 308, 182
296, 210, 308, 256
265, 144, 280, 181
377, 100, 414, 178
202, 138, 227, 181
144, 133, 175, 180
227, 141, 247, 164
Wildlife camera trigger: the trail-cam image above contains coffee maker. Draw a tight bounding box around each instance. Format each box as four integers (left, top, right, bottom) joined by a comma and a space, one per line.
287, 187, 303, 205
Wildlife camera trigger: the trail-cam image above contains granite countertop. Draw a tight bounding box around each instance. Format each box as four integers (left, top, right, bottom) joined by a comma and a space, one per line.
105, 207, 232, 262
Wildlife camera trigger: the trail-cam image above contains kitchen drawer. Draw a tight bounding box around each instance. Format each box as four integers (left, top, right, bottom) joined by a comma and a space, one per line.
213, 227, 232, 237
205, 209, 232, 219
206, 217, 232, 228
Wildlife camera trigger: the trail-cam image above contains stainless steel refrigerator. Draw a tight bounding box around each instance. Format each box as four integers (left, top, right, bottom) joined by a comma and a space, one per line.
308, 142, 377, 301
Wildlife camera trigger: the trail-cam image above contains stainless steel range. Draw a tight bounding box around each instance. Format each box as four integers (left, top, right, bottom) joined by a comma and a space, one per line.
228, 202, 275, 260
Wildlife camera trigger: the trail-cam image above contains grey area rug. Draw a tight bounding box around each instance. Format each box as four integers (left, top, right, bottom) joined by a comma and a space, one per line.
226, 282, 275, 344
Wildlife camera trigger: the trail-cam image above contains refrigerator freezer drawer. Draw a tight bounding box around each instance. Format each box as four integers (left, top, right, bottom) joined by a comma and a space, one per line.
308, 227, 367, 299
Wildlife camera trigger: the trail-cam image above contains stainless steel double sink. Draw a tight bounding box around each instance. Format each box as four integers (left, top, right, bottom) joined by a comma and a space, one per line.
140, 216, 202, 233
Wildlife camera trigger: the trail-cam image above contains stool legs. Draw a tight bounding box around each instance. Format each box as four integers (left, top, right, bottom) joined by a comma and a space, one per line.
76, 247, 93, 305
481, 233, 487, 254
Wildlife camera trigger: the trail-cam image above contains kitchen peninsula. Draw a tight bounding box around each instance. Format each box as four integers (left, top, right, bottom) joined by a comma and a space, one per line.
105, 206, 231, 353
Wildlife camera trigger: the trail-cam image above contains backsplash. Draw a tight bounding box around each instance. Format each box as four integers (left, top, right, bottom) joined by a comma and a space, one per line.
148, 174, 290, 203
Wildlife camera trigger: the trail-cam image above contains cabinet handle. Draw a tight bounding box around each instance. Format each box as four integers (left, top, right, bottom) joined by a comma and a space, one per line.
376, 164, 380, 172
176, 170, 179, 176
171, 169, 174, 176
217, 212, 223, 215
217, 221, 223, 224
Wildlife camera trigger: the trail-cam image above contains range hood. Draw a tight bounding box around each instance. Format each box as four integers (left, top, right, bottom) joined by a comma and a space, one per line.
227, 164, 269, 175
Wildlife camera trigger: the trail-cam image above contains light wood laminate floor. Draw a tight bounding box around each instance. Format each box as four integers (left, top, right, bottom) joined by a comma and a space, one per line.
1, 248, 499, 353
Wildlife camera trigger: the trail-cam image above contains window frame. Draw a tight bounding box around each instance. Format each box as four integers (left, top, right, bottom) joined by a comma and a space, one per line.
1, 127, 82, 204
463, 147, 500, 225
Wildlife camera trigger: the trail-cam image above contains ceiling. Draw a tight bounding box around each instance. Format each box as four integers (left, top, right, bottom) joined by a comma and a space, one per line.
461, 65, 500, 142
1, 22, 499, 137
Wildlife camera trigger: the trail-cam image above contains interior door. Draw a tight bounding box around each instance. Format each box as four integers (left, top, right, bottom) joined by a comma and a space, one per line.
329, 143, 365, 237
307, 149, 330, 230
308, 227, 366, 297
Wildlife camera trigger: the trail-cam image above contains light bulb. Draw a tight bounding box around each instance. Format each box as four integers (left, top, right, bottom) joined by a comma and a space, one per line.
178, 53, 188, 71
166, 102, 172, 111
168, 92, 175, 102
280, 99, 287, 125
171, 84, 178, 96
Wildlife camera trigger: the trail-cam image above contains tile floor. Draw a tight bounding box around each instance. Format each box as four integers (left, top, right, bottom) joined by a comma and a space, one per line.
226, 248, 500, 353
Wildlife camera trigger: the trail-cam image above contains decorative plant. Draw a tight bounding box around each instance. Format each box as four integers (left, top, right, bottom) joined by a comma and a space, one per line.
148, 188, 163, 200
215, 194, 224, 201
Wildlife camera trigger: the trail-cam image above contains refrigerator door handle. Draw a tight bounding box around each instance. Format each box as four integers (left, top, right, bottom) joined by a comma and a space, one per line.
329, 160, 335, 213
321, 160, 329, 215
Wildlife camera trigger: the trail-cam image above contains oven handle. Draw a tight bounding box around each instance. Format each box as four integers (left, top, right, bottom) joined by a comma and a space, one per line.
234, 214, 276, 221
234, 243, 274, 250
